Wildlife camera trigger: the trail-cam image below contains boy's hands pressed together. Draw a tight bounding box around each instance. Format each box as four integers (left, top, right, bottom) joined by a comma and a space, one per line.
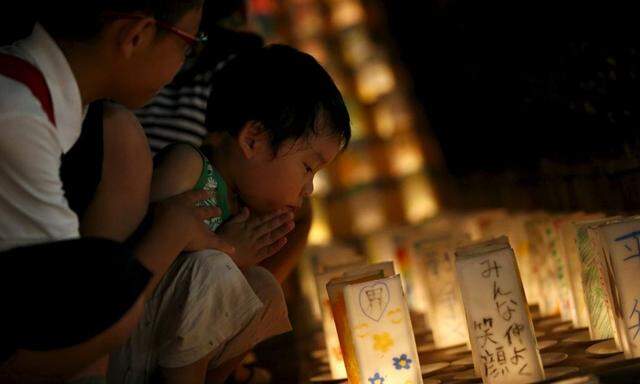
218, 207, 295, 268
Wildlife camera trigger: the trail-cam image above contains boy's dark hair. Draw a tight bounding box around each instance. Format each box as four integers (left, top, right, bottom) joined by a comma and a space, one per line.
37, 0, 203, 41
206, 44, 351, 152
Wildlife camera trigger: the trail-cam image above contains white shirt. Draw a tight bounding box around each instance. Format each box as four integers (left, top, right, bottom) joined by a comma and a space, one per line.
0, 24, 83, 251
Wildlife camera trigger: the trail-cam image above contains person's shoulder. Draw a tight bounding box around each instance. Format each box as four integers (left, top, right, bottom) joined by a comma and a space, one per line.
0, 77, 52, 125
150, 142, 205, 201
157, 142, 205, 171
101, 102, 152, 176
0, 47, 54, 124
102, 102, 149, 150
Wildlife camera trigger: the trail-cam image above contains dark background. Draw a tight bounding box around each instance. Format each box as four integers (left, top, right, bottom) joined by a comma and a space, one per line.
378, 0, 640, 211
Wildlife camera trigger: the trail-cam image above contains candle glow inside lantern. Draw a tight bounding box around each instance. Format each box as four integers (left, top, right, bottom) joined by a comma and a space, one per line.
328, 270, 386, 384
557, 214, 604, 328
411, 234, 469, 348
577, 218, 621, 340
455, 236, 544, 384
595, 217, 640, 358
315, 259, 370, 378
328, 269, 422, 384
344, 275, 423, 384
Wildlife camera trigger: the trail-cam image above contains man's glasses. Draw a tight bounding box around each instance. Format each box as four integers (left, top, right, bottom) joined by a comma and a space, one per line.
103, 12, 208, 59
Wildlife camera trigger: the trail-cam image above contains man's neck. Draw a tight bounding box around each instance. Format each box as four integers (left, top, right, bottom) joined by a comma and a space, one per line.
56, 40, 109, 107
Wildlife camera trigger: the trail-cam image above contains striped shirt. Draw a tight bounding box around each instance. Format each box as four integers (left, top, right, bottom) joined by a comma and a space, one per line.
136, 70, 214, 154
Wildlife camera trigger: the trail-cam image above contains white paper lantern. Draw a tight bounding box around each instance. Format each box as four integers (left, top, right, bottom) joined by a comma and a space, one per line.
455, 237, 544, 384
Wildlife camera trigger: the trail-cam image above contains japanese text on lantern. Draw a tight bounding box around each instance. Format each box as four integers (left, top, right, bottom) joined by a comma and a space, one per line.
475, 258, 532, 379
597, 220, 640, 359
456, 237, 544, 384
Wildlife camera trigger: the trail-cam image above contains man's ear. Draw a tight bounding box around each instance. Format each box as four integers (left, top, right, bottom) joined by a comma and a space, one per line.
111, 17, 157, 59
237, 121, 270, 159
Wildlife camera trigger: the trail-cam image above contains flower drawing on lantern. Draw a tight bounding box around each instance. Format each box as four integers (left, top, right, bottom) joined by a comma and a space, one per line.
373, 332, 394, 352
392, 354, 412, 370
355, 322, 371, 338
386, 307, 403, 324
368, 372, 385, 384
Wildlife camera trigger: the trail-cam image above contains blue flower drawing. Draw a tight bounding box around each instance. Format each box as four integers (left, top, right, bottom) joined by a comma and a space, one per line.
368, 372, 385, 384
393, 354, 412, 370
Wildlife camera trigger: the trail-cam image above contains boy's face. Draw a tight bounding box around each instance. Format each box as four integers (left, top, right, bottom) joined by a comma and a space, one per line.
109, 7, 203, 108
234, 126, 343, 215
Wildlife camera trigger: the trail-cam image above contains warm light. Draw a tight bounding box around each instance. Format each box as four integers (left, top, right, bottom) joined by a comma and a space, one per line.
308, 198, 332, 245
327, 271, 387, 384
596, 217, 640, 358
576, 218, 618, 340
290, 5, 324, 39
330, 0, 365, 30
348, 190, 386, 235
389, 133, 425, 177
316, 262, 368, 378
412, 234, 469, 348
355, 60, 396, 104
373, 98, 412, 139
297, 38, 328, 64
399, 172, 438, 224
340, 28, 375, 68
455, 237, 545, 384
336, 147, 378, 188
342, 274, 423, 384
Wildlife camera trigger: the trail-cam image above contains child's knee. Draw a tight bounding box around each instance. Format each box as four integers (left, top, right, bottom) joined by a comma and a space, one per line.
244, 267, 289, 324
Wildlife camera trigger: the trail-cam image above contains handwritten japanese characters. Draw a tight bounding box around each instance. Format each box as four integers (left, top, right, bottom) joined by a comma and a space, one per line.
596, 218, 640, 358
456, 237, 544, 384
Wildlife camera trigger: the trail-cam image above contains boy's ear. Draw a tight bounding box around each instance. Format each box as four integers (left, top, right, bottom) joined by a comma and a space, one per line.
238, 121, 270, 159
113, 17, 157, 59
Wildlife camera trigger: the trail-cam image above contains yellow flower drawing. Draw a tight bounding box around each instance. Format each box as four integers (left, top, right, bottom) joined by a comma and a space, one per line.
387, 307, 403, 324
372, 332, 394, 352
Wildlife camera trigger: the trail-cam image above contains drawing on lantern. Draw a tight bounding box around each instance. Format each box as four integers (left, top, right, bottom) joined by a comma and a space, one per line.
387, 307, 403, 324
392, 354, 412, 370
355, 322, 371, 338
372, 332, 394, 353
359, 282, 390, 321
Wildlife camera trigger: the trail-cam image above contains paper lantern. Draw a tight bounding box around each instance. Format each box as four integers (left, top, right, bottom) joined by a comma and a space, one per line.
346, 275, 422, 384
411, 234, 469, 348
557, 213, 604, 328
327, 270, 387, 384
548, 215, 583, 323
343, 261, 396, 279
455, 237, 544, 384
524, 216, 561, 316
363, 226, 426, 312
595, 217, 640, 358
576, 218, 620, 340
316, 261, 368, 378
301, 245, 364, 323
330, 273, 423, 384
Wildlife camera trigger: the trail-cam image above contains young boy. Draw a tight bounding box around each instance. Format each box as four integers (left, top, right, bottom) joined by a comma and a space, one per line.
108, 45, 351, 383
0, 1, 234, 381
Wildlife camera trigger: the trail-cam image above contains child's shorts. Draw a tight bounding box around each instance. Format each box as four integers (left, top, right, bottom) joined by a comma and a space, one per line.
107, 249, 291, 384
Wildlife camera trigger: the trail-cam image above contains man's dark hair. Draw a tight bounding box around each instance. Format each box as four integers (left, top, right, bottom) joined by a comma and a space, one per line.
37, 0, 203, 41
205, 44, 351, 152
